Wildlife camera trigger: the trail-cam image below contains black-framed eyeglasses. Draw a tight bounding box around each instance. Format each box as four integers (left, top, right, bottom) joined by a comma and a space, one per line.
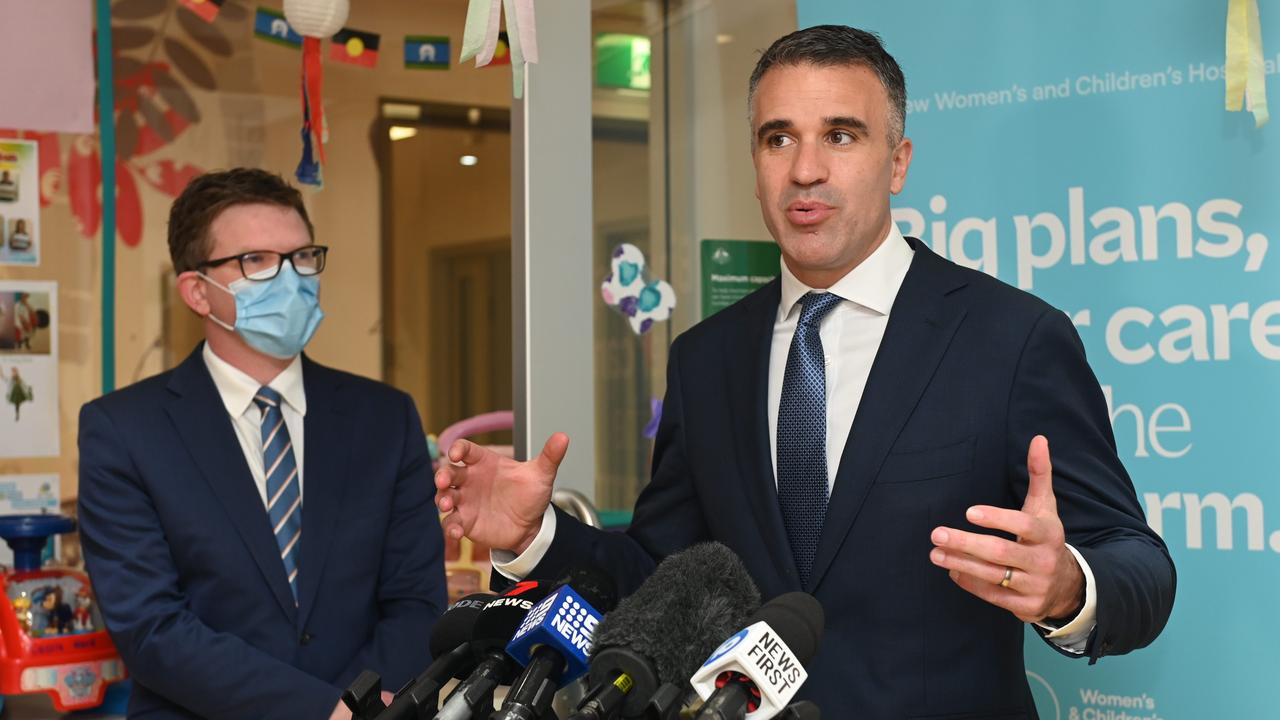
199, 245, 329, 281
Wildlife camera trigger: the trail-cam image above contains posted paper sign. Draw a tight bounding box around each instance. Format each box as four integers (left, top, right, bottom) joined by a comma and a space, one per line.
0, 281, 58, 458
0, 1, 95, 133
0, 140, 39, 266
700, 239, 780, 320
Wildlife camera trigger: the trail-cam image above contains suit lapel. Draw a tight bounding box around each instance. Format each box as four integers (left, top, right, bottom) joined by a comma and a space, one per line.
725, 280, 802, 590
808, 239, 969, 592
163, 346, 298, 622
295, 356, 352, 629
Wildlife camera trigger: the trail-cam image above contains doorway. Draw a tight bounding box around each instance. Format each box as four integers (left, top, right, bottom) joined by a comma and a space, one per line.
378, 100, 513, 445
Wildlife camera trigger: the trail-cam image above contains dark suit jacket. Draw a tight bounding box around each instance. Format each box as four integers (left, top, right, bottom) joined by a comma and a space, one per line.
526, 238, 1175, 719
78, 346, 447, 719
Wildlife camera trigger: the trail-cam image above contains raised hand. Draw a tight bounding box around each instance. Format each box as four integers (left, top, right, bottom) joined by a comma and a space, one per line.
928, 435, 1085, 623
434, 433, 570, 554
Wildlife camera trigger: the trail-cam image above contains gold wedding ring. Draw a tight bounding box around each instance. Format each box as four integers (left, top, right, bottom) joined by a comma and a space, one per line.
1000, 567, 1014, 588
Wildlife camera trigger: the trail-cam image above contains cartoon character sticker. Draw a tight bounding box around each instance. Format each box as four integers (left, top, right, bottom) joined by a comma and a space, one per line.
72, 587, 94, 633
600, 244, 677, 335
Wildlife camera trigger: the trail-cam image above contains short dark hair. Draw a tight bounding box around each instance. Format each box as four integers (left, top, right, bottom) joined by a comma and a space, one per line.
749, 25, 907, 144
167, 168, 314, 273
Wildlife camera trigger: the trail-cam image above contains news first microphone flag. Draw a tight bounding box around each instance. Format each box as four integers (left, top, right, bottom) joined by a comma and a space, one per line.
798, 1, 1279, 717
691, 620, 809, 720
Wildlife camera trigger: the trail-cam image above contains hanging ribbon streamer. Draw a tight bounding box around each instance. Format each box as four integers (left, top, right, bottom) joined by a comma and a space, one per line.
511, 0, 538, 64
284, 0, 348, 187
296, 48, 322, 187
1226, 0, 1269, 127
504, 0, 525, 98
461, 0, 501, 65
461, 0, 539, 98
304, 37, 326, 163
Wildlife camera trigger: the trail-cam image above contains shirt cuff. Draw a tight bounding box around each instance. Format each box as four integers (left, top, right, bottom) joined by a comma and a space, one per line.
490, 505, 557, 581
1035, 543, 1097, 654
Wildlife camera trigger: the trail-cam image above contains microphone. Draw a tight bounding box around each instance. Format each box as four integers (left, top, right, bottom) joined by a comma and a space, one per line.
772, 701, 820, 720
689, 592, 824, 720
433, 581, 555, 720
490, 566, 619, 720
571, 542, 762, 720
358, 593, 495, 720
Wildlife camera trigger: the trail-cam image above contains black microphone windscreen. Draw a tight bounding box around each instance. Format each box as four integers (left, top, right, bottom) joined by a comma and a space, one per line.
594, 541, 761, 684
749, 592, 824, 665
429, 593, 495, 658
559, 563, 620, 613
782, 700, 821, 720
470, 581, 554, 650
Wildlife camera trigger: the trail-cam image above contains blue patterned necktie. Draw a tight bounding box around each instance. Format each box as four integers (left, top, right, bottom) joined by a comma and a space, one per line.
254, 386, 302, 602
777, 291, 843, 588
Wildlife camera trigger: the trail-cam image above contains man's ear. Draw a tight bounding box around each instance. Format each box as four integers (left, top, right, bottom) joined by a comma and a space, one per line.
889, 136, 913, 195
176, 271, 210, 317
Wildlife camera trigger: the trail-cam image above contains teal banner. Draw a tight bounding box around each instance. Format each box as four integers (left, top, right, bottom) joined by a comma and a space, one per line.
796, 2, 1278, 717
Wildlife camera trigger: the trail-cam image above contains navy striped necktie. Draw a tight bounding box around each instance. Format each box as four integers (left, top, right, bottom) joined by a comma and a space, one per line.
777, 291, 843, 588
254, 386, 302, 601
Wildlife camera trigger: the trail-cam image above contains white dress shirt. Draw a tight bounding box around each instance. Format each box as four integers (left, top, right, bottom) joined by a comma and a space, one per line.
203, 343, 307, 507
496, 225, 1096, 652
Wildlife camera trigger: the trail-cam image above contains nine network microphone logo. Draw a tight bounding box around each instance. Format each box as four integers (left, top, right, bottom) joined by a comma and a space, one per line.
550, 594, 598, 652
514, 594, 556, 638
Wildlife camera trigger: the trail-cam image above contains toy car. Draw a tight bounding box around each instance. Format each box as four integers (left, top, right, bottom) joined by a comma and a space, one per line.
0, 515, 126, 711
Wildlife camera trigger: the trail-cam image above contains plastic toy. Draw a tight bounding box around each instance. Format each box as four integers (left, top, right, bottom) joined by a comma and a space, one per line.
0, 515, 126, 711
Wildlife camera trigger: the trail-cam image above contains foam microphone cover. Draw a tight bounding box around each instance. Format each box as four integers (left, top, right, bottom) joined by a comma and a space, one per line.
749, 591, 824, 665
594, 541, 761, 685
429, 593, 495, 658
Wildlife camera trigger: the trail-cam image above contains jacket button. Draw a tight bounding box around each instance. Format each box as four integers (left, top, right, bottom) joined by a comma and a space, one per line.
300, 632, 313, 645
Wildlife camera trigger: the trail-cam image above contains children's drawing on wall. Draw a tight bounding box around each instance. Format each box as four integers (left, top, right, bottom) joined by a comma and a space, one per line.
0, 283, 58, 457
0, 140, 40, 266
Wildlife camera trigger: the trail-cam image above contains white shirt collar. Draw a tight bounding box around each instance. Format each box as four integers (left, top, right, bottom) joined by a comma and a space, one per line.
202, 343, 307, 419
778, 221, 914, 322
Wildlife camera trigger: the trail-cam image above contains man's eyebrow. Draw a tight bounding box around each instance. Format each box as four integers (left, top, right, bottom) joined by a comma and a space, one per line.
755, 118, 793, 143
825, 116, 870, 135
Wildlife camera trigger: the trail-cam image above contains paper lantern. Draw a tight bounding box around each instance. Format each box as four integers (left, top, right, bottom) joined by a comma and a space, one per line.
283, 0, 348, 37
282, 0, 349, 186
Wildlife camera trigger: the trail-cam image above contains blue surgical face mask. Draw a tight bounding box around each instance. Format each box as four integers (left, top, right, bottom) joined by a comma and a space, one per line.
200, 262, 324, 359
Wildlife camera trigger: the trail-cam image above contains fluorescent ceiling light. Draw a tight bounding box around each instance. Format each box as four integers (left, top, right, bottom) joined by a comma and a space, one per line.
382, 102, 422, 120
389, 126, 418, 141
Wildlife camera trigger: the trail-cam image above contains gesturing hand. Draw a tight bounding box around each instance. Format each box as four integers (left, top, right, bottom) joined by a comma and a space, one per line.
434, 433, 569, 554
928, 435, 1085, 623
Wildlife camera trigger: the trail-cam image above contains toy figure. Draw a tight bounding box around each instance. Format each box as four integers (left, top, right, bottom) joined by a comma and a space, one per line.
8, 219, 30, 252
12, 293, 39, 349
39, 586, 72, 636
11, 592, 32, 633
72, 587, 93, 632
5, 367, 32, 421
0, 170, 16, 202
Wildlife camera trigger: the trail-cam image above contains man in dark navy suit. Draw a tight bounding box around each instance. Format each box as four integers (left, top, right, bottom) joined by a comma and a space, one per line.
435, 26, 1174, 719
78, 169, 446, 719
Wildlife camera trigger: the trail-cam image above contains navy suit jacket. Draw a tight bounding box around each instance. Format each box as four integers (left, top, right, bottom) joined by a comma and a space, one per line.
524, 238, 1175, 719
78, 346, 447, 719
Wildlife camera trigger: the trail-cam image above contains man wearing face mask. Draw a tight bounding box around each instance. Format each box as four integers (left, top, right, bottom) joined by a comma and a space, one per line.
77, 168, 447, 720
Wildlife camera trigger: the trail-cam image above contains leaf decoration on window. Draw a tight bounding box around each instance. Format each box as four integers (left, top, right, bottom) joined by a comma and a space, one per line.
111, 26, 156, 50
162, 37, 216, 90
155, 69, 201, 124
115, 111, 140, 161
176, 7, 233, 57
137, 91, 173, 143
113, 0, 168, 21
